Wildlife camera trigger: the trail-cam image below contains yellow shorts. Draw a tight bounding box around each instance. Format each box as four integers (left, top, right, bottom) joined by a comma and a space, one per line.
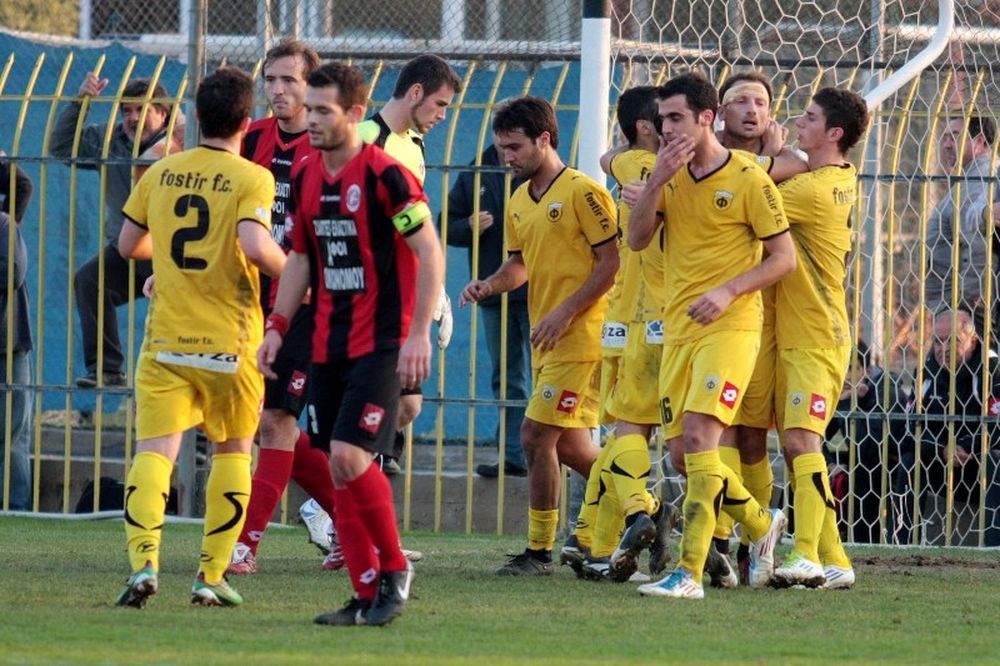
733, 324, 776, 429
599, 354, 620, 425
775, 345, 851, 436
135, 350, 264, 442
658, 329, 760, 440
607, 321, 663, 425
527, 360, 601, 429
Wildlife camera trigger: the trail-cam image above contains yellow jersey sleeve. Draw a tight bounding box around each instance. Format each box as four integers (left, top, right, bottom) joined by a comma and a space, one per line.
749, 173, 789, 239
607, 149, 658, 322
236, 167, 275, 230
572, 175, 617, 246
123, 170, 153, 228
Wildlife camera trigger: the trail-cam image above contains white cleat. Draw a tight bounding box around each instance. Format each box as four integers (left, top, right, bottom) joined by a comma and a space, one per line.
748, 508, 787, 589
637, 568, 705, 599
299, 498, 333, 555
821, 565, 856, 590
772, 550, 826, 588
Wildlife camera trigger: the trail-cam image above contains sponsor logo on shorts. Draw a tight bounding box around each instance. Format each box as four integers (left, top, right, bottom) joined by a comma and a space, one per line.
287, 370, 307, 396
705, 374, 720, 392
645, 319, 664, 345
809, 393, 827, 420
719, 381, 740, 409
541, 385, 557, 401
557, 390, 579, 414
359, 403, 386, 434
990, 397, 1000, 416
346, 184, 362, 212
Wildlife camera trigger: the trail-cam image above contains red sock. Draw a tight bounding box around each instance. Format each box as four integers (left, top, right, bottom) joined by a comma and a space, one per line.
332, 486, 379, 600
239, 448, 294, 554
290, 430, 337, 518
347, 463, 407, 572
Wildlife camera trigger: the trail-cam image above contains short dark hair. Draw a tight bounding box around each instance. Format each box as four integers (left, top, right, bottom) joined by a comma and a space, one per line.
718, 71, 773, 105
812, 87, 870, 154
391, 54, 462, 98
658, 73, 719, 121
492, 96, 559, 149
956, 113, 998, 147
122, 78, 169, 115
263, 37, 321, 78
306, 62, 369, 110
617, 86, 659, 146
196, 67, 254, 139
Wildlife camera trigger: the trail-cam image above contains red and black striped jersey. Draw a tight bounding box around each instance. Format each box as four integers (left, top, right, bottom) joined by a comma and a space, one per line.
241, 116, 314, 309
288, 143, 428, 362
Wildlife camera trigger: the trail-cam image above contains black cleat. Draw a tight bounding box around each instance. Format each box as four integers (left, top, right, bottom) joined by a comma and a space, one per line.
558, 534, 589, 575
705, 541, 739, 588
648, 502, 680, 576
737, 543, 750, 586
366, 562, 414, 626
496, 550, 554, 576
610, 513, 656, 583
314, 597, 372, 626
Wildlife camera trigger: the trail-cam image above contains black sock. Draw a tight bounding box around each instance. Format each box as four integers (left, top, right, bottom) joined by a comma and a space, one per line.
712, 537, 730, 555
526, 547, 552, 563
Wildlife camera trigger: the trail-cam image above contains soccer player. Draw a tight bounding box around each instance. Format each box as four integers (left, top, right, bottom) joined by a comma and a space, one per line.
460, 96, 619, 576
258, 62, 443, 626
628, 73, 796, 599
569, 86, 677, 582
115, 66, 286, 608
226, 39, 343, 576
358, 54, 461, 474
768, 88, 869, 589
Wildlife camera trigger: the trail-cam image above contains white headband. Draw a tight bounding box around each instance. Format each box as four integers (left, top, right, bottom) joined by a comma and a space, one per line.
721, 81, 770, 106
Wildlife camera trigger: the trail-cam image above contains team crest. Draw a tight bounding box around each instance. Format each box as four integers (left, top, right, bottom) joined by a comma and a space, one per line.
713, 190, 734, 210
346, 184, 362, 212
541, 385, 557, 401
790, 392, 804, 407
547, 202, 563, 222
705, 374, 720, 392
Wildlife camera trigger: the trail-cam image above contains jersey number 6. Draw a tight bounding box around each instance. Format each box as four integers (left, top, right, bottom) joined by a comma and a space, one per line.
171, 194, 210, 270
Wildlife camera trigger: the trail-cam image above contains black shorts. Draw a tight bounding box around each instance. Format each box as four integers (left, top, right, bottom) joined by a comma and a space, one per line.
307, 350, 401, 456
263, 305, 313, 417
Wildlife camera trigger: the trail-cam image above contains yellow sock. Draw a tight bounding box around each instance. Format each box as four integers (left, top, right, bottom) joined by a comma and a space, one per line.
528, 508, 559, 552
199, 453, 251, 584
740, 456, 774, 546
574, 439, 614, 548
819, 494, 852, 569
678, 451, 726, 580
792, 452, 831, 563
716, 460, 771, 543
123, 451, 173, 573
590, 468, 622, 558
714, 446, 742, 542
610, 434, 657, 517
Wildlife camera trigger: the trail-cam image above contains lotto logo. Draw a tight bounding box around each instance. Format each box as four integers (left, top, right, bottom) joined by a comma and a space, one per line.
287, 370, 307, 396
809, 393, 827, 420
557, 390, 579, 414
718, 381, 740, 409
358, 403, 386, 434
990, 397, 1000, 416
360, 568, 378, 585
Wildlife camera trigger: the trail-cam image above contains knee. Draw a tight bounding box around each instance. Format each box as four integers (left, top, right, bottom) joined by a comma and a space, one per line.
258, 411, 297, 450
520, 420, 547, 459
669, 440, 686, 476
397, 394, 422, 428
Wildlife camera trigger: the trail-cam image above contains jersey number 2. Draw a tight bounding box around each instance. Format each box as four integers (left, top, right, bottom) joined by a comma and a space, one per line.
171, 194, 209, 270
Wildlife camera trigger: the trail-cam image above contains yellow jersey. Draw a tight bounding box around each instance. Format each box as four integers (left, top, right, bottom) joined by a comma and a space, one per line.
359, 113, 426, 184
506, 167, 617, 366
658, 150, 789, 343
775, 164, 856, 349
609, 148, 661, 322
123, 146, 274, 356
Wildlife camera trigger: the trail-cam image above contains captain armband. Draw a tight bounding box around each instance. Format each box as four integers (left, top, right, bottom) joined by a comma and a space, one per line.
392, 201, 431, 236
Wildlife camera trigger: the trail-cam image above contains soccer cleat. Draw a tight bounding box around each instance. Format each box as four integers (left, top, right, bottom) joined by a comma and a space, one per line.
772, 550, 826, 589
299, 498, 333, 555
495, 550, 554, 576
705, 542, 739, 589
402, 548, 424, 563
322, 528, 345, 571
191, 573, 243, 607
649, 502, 680, 575
558, 534, 589, 575
821, 565, 856, 590
748, 508, 787, 589
610, 513, 656, 583
314, 597, 372, 626
227, 542, 257, 575
637, 568, 705, 599
580, 556, 651, 583
115, 561, 158, 609
366, 561, 414, 626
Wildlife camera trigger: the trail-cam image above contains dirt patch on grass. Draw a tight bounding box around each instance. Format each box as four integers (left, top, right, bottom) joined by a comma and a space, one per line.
859, 554, 1000, 569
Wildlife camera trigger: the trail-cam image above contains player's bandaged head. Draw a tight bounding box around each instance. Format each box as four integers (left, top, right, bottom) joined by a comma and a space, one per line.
719, 72, 773, 106
393, 201, 432, 236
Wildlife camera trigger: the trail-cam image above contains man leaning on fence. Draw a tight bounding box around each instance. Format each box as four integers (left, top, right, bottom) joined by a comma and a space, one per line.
49, 72, 171, 387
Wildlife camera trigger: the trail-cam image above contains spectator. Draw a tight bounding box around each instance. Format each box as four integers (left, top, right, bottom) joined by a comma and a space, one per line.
442, 140, 529, 477
0, 156, 34, 510
824, 340, 910, 543
925, 113, 999, 340
890, 309, 1000, 545
49, 72, 171, 387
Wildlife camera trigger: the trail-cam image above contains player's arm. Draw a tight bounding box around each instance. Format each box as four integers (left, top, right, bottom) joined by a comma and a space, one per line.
768, 150, 809, 183
258, 250, 309, 379
628, 134, 694, 250
600, 139, 627, 176
459, 251, 528, 306
237, 219, 285, 278
687, 230, 796, 325
531, 238, 619, 353
118, 217, 152, 260
399, 222, 444, 388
